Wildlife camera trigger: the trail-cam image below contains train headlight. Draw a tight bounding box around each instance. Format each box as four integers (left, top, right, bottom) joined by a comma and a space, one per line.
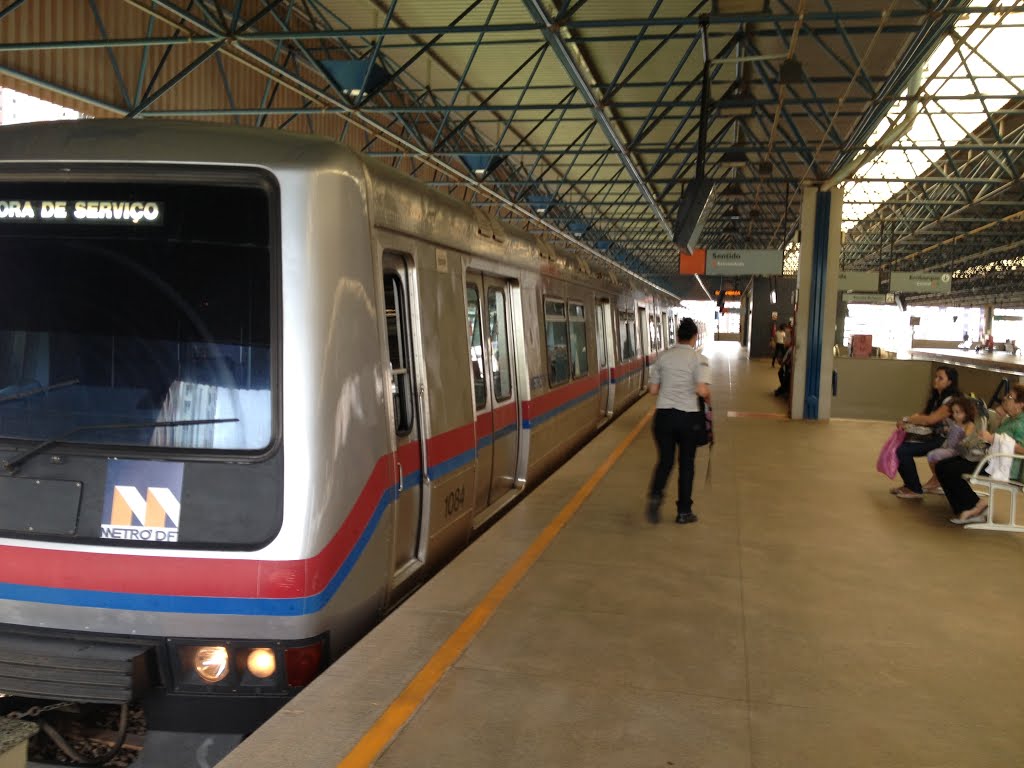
246, 648, 277, 679
193, 646, 229, 683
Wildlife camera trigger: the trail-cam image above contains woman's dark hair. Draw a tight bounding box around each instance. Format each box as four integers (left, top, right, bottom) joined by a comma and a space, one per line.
677, 318, 699, 342
924, 365, 960, 413
949, 396, 976, 423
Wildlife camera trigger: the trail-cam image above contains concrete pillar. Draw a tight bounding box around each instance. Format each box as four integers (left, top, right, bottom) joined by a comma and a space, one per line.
791, 185, 843, 421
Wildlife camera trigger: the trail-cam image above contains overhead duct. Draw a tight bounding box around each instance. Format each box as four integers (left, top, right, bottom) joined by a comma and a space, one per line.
824, 66, 925, 189
672, 178, 716, 252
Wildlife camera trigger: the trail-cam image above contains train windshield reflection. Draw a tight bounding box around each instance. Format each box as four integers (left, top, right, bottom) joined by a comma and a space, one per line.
0, 178, 274, 451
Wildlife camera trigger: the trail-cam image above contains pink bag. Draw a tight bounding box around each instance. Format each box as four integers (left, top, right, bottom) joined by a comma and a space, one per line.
876, 429, 905, 478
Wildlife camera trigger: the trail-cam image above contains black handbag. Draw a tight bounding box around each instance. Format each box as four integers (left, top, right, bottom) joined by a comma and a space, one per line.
902, 423, 934, 442
696, 396, 713, 447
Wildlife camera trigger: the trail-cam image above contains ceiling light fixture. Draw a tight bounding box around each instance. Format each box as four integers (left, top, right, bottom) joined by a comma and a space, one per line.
320, 59, 389, 101
721, 146, 748, 167
526, 194, 554, 215
460, 153, 505, 178
719, 182, 746, 198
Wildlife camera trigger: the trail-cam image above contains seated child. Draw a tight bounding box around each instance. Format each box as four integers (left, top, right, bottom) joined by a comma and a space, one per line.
922, 397, 976, 493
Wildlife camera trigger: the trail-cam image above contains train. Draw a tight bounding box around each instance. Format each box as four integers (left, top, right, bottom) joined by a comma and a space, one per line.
0, 120, 682, 736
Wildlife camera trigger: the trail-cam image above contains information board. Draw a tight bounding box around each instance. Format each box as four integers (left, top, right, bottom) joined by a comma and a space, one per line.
842, 292, 894, 305
705, 249, 783, 276
889, 271, 952, 293
837, 271, 879, 291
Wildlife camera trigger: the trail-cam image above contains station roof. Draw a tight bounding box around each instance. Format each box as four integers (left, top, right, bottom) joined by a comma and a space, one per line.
0, 1, 1021, 304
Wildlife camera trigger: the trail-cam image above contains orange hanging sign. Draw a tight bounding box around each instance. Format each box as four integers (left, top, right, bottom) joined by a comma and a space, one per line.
679, 247, 705, 275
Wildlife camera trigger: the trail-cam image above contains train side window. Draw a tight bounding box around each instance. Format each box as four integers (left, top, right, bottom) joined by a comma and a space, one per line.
384, 273, 414, 435
595, 302, 608, 369
487, 287, 512, 402
568, 302, 589, 379
466, 283, 487, 410
619, 311, 636, 361
544, 297, 569, 387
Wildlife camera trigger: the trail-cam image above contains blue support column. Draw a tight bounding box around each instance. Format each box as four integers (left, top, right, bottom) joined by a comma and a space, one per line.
804, 191, 830, 419
791, 186, 843, 421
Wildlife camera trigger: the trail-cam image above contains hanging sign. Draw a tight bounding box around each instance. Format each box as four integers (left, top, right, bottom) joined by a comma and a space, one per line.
678, 247, 705, 275
704, 249, 783, 276
843, 292, 895, 305
890, 271, 952, 293
837, 271, 879, 291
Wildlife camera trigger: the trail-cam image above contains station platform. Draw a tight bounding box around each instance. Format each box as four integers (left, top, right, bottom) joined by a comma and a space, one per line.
217, 342, 1024, 768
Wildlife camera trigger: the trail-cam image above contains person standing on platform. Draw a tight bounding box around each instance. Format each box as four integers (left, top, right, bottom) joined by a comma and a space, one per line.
645, 318, 711, 525
771, 325, 787, 367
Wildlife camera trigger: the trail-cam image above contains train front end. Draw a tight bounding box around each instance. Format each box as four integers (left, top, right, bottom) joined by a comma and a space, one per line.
0, 148, 330, 733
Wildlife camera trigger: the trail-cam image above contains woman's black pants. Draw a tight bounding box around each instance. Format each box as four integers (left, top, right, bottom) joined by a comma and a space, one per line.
896, 434, 943, 493
649, 408, 702, 515
935, 455, 982, 513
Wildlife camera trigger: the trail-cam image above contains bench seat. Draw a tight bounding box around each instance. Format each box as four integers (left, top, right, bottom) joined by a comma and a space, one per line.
963, 452, 1024, 533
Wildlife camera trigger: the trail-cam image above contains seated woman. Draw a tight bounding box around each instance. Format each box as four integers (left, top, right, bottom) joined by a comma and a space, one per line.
935, 383, 1024, 523
891, 365, 961, 499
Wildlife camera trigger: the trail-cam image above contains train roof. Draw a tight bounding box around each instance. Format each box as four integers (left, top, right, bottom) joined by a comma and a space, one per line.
0, 119, 354, 169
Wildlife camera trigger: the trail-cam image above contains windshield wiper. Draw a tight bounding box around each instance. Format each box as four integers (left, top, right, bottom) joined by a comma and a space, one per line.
0, 378, 80, 406
1, 417, 239, 475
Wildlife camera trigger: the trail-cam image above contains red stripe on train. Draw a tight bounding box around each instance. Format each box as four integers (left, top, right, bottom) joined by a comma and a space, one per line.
0, 383, 598, 600
521, 373, 598, 421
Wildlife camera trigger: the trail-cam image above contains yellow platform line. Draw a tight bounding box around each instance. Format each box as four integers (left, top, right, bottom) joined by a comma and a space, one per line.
337, 407, 655, 768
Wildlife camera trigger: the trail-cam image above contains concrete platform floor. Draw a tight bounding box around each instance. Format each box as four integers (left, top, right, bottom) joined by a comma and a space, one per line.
220, 342, 1024, 768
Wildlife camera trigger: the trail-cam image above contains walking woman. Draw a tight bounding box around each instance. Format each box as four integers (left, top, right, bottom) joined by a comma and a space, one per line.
645, 318, 711, 524
891, 365, 961, 499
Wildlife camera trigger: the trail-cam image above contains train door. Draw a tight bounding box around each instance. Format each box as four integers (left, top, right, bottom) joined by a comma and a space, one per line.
637, 305, 649, 389
382, 256, 426, 586
466, 272, 521, 520
595, 299, 614, 416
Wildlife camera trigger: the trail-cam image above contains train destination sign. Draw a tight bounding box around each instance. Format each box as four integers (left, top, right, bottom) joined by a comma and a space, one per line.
0, 199, 162, 224
705, 248, 783, 276
838, 271, 879, 291
889, 271, 952, 293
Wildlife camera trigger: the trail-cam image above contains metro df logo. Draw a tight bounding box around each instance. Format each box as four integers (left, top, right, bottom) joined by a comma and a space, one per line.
101, 459, 185, 542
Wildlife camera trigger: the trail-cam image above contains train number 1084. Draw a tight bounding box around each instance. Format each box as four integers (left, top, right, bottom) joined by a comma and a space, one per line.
444, 486, 465, 517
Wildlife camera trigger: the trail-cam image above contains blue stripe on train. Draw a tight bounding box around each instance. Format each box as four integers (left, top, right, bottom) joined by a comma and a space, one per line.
2, 387, 602, 615
523, 388, 599, 429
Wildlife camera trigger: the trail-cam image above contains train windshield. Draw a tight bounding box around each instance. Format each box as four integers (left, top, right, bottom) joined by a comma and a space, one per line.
0, 174, 275, 452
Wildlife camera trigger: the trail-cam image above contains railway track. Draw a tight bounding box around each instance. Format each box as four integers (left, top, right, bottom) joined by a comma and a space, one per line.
6, 695, 241, 768
3, 700, 141, 767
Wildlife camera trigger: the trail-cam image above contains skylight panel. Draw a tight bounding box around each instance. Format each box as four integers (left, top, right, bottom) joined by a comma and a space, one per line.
841, 5, 1024, 232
